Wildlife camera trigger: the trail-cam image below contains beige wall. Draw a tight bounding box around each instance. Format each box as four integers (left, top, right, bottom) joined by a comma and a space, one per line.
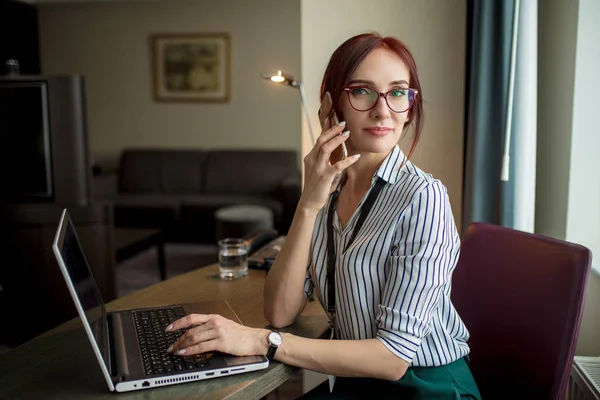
301, 0, 466, 230
536, 0, 577, 246
38, 0, 301, 170
537, 0, 600, 356
569, 0, 600, 356
568, 0, 600, 356
578, 272, 600, 356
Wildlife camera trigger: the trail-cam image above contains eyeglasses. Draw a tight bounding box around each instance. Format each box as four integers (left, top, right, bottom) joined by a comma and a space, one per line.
343, 86, 418, 113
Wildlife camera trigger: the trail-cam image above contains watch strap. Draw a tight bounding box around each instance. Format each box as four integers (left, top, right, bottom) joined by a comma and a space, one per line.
266, 344, 277, 360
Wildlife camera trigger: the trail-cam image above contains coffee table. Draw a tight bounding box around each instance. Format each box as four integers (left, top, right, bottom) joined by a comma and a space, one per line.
114, 228, 167, 280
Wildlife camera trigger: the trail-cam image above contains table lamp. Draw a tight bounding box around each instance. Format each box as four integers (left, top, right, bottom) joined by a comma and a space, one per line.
261, 70, 316, 144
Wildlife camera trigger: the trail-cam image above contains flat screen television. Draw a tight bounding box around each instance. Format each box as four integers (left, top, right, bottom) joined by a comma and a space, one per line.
0, 74, 91, 205
0, 81, 53, 201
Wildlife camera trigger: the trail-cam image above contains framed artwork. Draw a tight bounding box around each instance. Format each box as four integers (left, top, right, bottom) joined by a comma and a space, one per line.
151, 33, 231, 102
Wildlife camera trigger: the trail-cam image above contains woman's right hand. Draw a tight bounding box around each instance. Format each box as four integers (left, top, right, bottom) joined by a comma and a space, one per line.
299, 121, 360, 213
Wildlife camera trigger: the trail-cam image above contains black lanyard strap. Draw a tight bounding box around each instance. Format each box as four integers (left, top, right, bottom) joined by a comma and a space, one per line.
326, 177, 386, 315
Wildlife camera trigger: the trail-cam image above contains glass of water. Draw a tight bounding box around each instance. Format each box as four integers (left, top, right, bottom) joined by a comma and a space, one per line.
218, 238, 249, 280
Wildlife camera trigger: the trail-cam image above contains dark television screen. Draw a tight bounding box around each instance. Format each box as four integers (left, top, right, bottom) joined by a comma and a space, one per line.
0, 81, 53, 200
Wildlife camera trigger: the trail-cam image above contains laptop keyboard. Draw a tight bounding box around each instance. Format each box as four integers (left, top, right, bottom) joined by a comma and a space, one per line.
133, 306, 210, 376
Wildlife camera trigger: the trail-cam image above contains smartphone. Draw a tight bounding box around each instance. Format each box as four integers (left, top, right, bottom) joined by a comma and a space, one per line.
318, 92, 348, 164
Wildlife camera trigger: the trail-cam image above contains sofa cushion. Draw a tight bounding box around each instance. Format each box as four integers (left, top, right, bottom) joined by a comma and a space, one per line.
119, 150, 163, 194
112, 195, 181, 228
203, 150, 299, 196
160, 151, 207, 194
119, 149, 206, 194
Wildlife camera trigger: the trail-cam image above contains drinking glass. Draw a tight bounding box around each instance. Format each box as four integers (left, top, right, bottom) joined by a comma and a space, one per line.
218, 238, 249, 280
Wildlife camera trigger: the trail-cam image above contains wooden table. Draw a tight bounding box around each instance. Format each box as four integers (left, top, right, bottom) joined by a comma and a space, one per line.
0, 264, 329, 400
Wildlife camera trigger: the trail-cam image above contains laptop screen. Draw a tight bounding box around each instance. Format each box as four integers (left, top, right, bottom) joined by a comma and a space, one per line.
59, 216, 110, 369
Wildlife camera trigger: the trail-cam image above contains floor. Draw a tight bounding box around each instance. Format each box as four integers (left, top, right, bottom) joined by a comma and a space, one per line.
115, 242, 219, 297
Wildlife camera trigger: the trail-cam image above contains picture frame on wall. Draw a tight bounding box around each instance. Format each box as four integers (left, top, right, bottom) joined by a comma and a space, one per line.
151, 33, 231, 102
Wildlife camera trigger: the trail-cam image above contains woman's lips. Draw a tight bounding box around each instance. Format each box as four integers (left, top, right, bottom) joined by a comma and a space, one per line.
364, 127, 393, 136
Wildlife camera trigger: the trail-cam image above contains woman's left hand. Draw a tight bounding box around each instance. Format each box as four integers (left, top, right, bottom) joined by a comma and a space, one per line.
165, 313, 269, 357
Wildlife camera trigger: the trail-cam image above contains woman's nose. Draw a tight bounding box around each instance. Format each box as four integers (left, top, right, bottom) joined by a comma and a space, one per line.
371, 94, 391, 119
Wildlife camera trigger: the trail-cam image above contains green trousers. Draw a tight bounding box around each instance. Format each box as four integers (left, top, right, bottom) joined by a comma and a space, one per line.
299, 357, 482, 400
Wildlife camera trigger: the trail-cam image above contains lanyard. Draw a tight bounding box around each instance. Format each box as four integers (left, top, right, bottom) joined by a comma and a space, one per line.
326, 177, 386, 328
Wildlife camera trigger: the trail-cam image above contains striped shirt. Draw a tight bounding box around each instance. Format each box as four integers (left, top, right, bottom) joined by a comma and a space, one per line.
304, 145, 470, 367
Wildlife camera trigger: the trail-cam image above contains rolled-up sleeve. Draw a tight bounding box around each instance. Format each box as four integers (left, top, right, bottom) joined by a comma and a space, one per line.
376, 181, 457, 363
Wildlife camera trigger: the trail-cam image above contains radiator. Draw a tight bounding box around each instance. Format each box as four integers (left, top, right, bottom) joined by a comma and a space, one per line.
568, 356, 600, 400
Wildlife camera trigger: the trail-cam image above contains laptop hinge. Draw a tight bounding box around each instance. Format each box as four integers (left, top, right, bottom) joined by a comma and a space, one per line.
108, 313, 130, 381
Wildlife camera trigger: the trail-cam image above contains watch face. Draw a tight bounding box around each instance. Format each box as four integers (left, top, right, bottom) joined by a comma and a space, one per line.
268, 332, 283, 346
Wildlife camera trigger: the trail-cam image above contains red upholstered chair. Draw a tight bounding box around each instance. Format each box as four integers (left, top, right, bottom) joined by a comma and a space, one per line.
451, 222, 592, 400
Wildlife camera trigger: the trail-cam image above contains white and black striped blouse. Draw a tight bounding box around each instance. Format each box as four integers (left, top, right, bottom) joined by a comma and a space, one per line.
304, 145, 470, 367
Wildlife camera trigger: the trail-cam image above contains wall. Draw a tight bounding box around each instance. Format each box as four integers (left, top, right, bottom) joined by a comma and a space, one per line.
566, 0, 600, 277
578, 271, 600, 356
537, 0, 600, 356
301, 0, 467, 230
568, 0, 600, 356
37, 0, 302, 170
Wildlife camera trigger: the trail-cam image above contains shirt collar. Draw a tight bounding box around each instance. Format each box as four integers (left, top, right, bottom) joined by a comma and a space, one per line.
374, 145, 406, 185
332, 145, 407, 193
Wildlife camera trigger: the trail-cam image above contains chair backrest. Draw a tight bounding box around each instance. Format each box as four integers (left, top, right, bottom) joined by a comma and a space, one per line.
451, 222, 592, 400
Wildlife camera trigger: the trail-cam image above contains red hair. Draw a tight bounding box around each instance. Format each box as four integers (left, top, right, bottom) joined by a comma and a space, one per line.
320, 32, 424, 161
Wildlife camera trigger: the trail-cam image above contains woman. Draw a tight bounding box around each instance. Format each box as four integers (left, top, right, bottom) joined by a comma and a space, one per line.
165, 32, 481, 399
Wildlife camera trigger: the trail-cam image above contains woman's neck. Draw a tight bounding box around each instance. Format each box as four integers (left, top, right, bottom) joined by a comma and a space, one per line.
343, 150, 390, 194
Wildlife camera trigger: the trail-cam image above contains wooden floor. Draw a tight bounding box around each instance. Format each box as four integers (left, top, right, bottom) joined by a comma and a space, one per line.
115, 242, 218, 297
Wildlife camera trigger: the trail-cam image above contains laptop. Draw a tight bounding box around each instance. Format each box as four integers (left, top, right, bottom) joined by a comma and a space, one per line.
51, 208, 269, 393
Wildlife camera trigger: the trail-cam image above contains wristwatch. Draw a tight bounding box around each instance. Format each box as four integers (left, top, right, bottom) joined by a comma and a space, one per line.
266, 331, 283, 360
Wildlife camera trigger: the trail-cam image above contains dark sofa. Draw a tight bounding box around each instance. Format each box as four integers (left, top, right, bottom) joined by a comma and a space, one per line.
94, 148, 302, 243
